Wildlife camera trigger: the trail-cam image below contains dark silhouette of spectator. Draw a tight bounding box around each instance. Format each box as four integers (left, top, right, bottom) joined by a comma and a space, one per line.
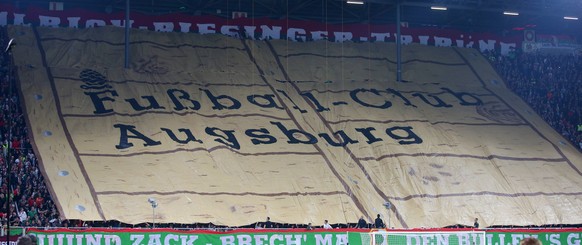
374, 214, 385, 228
357, 216, 368, 228
263, 217, 272, 228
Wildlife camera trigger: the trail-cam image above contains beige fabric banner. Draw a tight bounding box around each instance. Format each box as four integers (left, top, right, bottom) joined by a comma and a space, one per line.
9, 25, 582, 228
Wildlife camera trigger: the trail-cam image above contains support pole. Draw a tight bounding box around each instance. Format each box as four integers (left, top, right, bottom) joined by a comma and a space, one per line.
4, 37, 14, 245
384, 201, 392, 229
388, 210, 391, 229
396, 0, 402, 82
124, 0, 130, 69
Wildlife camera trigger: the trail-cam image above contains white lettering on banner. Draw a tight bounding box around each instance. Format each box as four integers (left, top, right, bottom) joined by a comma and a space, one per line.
471, 233, 482, 245
511, 234, 524, 245
197, 23, 216, 34
456, 39, 465, 47
147, 234, 162, 245
154, 22, 174, 32
287, 28, 306, 41
270, 234, 284, 245
419, 35, 429, 45
64, 234, 74, 245
372, 33, 391, 41
164, 234, 179, 244
220, 25, 239, 37
400, 35, 413, 45
407, 234, 452, 245
315, 234, 333, 245
434, 36, 452, 47
221, 235, 236, 245
548, 234, 561, 245
457, 233, 470, 245
86, 234, 103, 245
131, 234, 145, 245
334, 32, 353, 42
13, 13, 30, 26
179, 235, 199, 245
437, 234, 450, 245
47, 234, 55, 245
55, 234, 65, 245
0, 9, 520, 54
478, 39, 496, 52
421, 234, 435, 245
237, 234, 253, 245
485, 234, 494, 245
498, 234, 506, 245
311, 31, 328, 41
35, 234, 45, 245
39, 15, 60, 27
500, 42, 516, 55
509, 234, 540, 245
86, 19, 106, 27
67, 17, 80, 28
111, 19, 134, 28
261, 25, 282, 40
104, 235, 122, 245
336, 234, 348, 245
408, 235, 421, 245
285, 234, 305, 245
254, 234, 269, 245
0, 12, 7, 26
244, 26, 257, 39
75, 234, 84, 244
567, 233, 580, 245
179, 22, 192, 32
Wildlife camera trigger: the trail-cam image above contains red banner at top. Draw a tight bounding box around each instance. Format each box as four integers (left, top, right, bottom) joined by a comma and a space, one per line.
0, 4, 521, 53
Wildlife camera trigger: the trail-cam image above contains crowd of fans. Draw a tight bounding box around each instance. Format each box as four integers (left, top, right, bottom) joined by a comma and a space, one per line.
0, 27, 61, 230
0, 26, 580, 231
485, 49, 582, 151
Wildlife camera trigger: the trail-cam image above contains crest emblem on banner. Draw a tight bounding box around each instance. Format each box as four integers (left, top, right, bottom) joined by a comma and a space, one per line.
524, 30, 536, 42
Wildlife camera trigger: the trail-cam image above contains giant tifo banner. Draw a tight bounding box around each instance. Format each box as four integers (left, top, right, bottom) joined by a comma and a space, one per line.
8, 22, 582, 228
0, 4, 521, 54
25, 228, 582, 245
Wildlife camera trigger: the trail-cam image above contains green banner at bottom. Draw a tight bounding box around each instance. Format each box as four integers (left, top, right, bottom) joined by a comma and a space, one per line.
29, 228, 348, 245
26, 228, 582, 245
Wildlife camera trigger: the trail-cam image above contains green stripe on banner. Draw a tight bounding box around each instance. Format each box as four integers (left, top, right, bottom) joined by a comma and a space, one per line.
26, 228, 582, 245
28, 228, 349, 245
9, 227, 24, 235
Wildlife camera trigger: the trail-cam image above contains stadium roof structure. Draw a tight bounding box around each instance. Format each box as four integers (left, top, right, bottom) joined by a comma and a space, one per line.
16, 0, 582, 36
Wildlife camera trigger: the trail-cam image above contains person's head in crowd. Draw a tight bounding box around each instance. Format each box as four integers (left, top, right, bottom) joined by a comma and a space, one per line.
519, 238, 542, 245
16, 235, 33, 245
27, 234, 38, 245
